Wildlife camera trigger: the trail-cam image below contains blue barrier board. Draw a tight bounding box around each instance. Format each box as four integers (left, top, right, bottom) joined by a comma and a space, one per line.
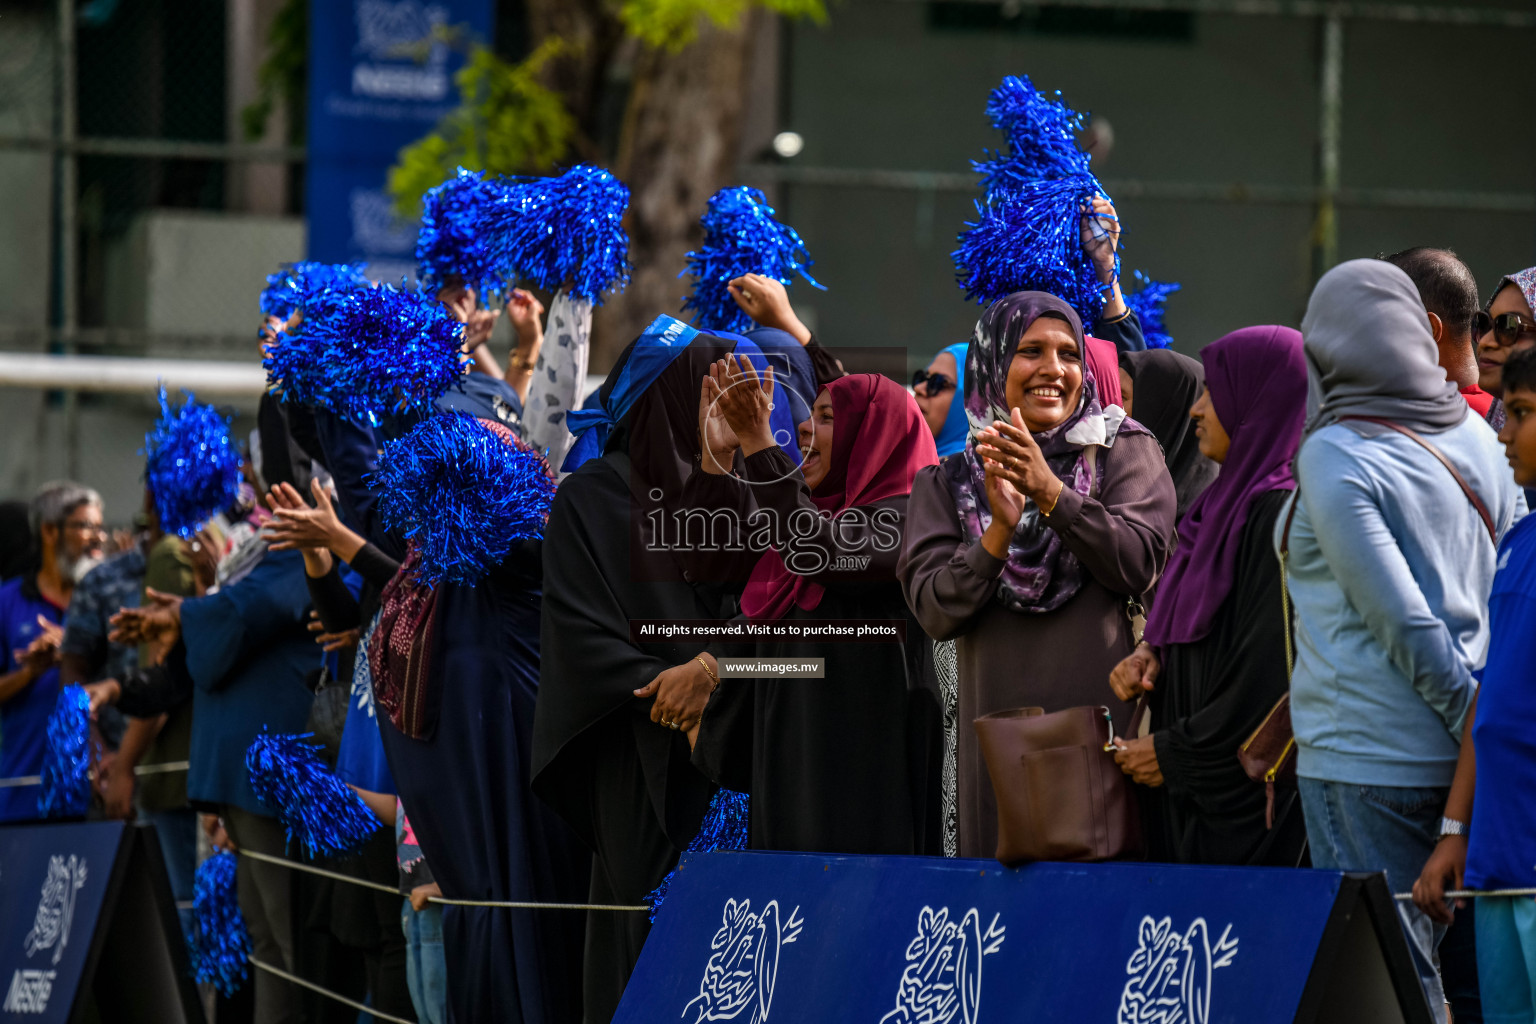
617, 852, 1408, 1024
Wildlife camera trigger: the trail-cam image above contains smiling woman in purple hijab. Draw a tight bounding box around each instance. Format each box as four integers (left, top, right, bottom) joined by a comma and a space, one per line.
1108, 325, 1310, 866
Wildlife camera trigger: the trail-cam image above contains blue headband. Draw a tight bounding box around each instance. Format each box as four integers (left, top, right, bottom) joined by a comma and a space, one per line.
562, 315, 701, 473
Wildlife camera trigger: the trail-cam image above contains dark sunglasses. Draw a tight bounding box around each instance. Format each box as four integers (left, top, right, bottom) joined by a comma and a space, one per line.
912, 369, 956, 394
1474, 310, 1536, 348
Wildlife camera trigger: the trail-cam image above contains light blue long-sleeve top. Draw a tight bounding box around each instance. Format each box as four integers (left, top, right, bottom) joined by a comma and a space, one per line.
1280, 414, 1525, 788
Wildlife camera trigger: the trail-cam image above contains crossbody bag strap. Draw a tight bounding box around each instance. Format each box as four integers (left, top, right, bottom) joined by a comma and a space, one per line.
1337, 415, 1497, 545
1278, 491, 1300, 677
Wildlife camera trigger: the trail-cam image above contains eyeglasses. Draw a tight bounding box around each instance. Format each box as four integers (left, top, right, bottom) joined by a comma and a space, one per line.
63, 520, 105, 537
912, 369, 956, 394
1474, 310, 1536, 349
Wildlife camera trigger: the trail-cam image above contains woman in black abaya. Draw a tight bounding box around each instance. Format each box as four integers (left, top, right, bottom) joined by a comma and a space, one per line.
532, 316, 749, 1023
687, 365, 944, 855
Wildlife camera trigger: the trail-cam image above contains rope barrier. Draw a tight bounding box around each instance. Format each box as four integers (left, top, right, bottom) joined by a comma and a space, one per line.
0, 760, 190, 789
249, 958, 416, 1024
234, 848, 650, 912
10, 756, 1527, 912
1394, 887, 1536, 901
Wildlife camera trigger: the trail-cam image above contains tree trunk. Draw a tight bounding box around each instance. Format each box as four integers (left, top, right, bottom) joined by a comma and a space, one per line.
521, 0, 623, 161
595, 22, 751, 370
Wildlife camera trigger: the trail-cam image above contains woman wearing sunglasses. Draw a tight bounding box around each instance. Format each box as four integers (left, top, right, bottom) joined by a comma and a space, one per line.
913, 346, 970, 457
1476, 266, 1536, 419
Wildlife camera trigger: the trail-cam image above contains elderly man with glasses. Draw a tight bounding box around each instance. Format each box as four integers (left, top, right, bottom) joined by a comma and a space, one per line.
0, 480, 105, 821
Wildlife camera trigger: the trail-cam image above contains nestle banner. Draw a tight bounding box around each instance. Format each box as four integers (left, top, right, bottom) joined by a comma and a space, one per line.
616, 851, 1433, 1024
0, 821, 199, 1023
306, 0, 494, 280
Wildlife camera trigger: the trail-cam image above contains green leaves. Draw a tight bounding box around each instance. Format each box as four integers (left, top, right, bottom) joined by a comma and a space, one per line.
620, 0, 828, 51
386, 39, 576, 218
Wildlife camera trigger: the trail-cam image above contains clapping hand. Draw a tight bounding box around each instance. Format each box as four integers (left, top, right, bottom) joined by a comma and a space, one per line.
706, 355, 777, 457
109, 589, 182, 646
697, 372, 743, 475
976, 409, 1064, 509
14, 616, 62, 677
264, 480, 350, 554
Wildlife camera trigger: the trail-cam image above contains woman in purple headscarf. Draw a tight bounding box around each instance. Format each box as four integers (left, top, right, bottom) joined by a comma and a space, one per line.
1108, 325, 1310, 866
899, 291, 1177, 860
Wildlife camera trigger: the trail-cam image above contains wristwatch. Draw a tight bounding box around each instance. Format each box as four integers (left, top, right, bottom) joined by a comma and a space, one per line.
1437, 817, 1469, 840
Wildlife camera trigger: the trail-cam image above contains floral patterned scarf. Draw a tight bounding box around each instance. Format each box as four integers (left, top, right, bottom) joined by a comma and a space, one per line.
941, 291, 1146, 613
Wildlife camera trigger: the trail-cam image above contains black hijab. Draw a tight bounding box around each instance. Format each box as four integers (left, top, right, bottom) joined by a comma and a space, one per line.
1122, 349, 1219, 518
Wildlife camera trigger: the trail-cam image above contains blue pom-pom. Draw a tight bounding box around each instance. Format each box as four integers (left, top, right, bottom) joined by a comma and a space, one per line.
143, 388, 244, 538
372, 413, 557, 588
973, 74, 1093, 190
1123, 271, 1181, 349
645, 789, 749, 921
953, 177, 1114, 324
245, 731, 383, 859
259, 262, 372, 321
38, 685, 91, 819
189, 852, 250, 997
263, 283, 469, 426
483, 164, 630, 304
680, 186, 826, 334
416, 168, 514, 300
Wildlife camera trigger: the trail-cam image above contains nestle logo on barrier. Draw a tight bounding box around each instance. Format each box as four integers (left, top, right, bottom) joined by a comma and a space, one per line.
3, 970, 56, 1014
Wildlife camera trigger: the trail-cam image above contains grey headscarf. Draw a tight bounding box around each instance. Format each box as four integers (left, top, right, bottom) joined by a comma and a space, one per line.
1301, 259, 1468, 437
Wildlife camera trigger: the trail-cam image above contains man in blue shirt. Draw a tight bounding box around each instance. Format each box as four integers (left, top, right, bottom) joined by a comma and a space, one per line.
0, 481, 105, 821
1415, 345, 1536, 1020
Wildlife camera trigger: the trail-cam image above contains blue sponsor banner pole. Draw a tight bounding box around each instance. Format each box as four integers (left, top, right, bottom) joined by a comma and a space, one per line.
306, 0, 494, 281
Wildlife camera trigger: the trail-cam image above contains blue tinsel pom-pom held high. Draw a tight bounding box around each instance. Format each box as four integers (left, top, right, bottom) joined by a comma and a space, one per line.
262, 283, 469, 426
259, 261, 372, 321
416, 167, 514, 301
954, 74, 1120, 328
483, 164, 631, 305
143, 387, 244, 538
681, 186, 826, 335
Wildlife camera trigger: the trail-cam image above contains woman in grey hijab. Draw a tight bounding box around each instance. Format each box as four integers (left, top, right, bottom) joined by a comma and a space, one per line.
1301, 259, 1468, 436
1284, 259, 1522, 1024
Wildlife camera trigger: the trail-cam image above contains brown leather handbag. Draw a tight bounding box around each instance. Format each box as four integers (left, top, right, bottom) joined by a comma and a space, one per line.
974, 704, 1143, 865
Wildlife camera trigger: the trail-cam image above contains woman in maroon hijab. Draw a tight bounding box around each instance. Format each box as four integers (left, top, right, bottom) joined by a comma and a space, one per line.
689, 366, 944, 855
1109, 325, 1310, 866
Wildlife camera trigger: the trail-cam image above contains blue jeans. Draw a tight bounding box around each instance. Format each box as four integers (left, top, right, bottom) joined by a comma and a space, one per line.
401, 899, 447, 1024
1476, 897, 1536, 1024
1299, 778, 1448, 1024
142, 807, 198, 940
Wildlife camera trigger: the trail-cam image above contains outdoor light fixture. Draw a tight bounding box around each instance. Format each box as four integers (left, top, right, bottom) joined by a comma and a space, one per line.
772, 131, 804, 159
